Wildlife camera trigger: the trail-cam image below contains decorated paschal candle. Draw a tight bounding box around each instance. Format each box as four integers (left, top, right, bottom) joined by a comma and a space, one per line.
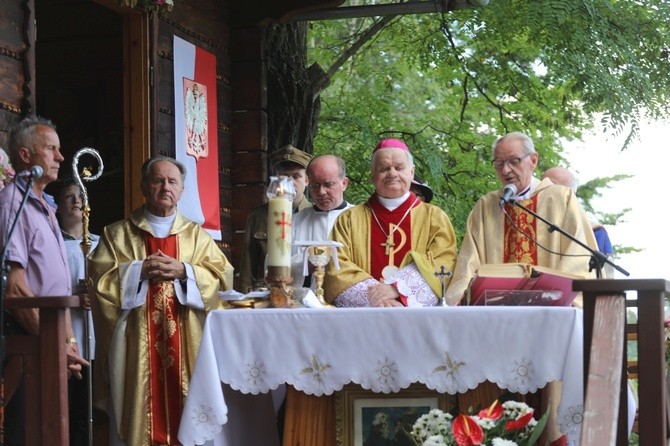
266, 175, 296, 268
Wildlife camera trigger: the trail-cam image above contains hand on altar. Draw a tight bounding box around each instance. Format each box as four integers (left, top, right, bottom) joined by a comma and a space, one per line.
141, 249, 186, 282
368, 283, 403, 307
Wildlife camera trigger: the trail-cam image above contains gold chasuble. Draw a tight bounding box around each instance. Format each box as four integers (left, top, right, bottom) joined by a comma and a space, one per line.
445, 178, 598, 305
503, 196, 538, 265
89, 207, 233, 446
324, 194, 458, 304
145, 234, 182, 444
367, 195, 420, 281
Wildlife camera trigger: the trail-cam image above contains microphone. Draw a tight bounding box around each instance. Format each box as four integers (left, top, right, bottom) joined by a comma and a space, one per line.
499, 183, 517, 206
16, 165, 44, 179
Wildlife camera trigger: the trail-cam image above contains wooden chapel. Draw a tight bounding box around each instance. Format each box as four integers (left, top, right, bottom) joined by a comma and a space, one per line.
0, 0, 343, 443
1, 1, 666, 445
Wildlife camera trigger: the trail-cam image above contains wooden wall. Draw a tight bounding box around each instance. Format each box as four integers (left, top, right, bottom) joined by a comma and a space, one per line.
229, 25, 268, 280
0, 0, 339, 284
0, 0, 33, 147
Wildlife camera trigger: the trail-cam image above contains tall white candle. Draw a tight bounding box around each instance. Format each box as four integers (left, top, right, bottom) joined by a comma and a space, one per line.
267, 195, 292, 267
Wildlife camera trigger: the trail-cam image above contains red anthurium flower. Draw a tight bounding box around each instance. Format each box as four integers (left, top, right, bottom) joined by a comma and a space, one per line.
478, 399, 503, 420
452, 414, 484, 446
505, 410, 535, 431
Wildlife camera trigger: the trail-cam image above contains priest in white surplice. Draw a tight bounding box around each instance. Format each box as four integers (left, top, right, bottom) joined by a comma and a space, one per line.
291, 154, 353, 286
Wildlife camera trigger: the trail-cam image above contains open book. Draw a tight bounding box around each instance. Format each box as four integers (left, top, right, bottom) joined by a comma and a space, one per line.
466, 263, 586, 306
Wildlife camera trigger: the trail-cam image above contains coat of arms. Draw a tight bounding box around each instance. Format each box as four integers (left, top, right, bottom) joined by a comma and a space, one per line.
183, 78, 208, 159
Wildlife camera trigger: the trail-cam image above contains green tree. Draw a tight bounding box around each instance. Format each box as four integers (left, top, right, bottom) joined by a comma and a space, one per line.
300, 0, 670, 245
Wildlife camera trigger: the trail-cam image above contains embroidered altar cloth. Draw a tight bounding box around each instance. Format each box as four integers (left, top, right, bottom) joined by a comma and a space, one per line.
178, 306, 584, 445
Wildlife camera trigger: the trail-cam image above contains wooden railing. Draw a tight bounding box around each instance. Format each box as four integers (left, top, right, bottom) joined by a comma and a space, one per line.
3, 296, 80, 446
574, 279, 670, 446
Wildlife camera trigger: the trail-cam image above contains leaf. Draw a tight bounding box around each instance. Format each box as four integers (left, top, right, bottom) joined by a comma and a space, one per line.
524, 407, 549, 446
302, 0, 670, 246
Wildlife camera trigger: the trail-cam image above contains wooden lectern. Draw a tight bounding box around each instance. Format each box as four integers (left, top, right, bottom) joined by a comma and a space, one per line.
575, 279, 670, 446
3, 296, 79, 446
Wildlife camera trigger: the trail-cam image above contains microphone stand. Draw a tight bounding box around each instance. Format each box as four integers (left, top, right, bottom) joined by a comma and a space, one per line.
1, 176, 38, 446
509, 200, 630, 278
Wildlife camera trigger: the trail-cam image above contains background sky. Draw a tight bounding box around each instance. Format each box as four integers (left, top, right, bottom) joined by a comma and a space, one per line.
563, 119, 670, 280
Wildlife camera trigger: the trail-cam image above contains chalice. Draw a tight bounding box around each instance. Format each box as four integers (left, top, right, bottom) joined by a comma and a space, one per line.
307, 245, 334, 307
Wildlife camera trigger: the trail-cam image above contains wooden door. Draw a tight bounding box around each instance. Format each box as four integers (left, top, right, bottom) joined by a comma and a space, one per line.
35, 0, 150, 228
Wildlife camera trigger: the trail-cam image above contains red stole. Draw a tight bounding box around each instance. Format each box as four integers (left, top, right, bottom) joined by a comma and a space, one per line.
503, 195, 538, 264
145, 234, 183, 445
368, 194, 420, 281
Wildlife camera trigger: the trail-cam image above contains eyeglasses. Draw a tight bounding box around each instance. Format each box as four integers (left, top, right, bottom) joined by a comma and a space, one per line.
491, 153, 531, 170
308, 181, 339, 191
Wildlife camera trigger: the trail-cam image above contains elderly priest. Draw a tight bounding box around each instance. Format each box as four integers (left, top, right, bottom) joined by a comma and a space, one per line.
324, 138, 457, 307
89, 156, 233, 446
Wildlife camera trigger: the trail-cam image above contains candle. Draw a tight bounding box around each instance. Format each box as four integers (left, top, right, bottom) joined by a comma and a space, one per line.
267, 195, 292, 267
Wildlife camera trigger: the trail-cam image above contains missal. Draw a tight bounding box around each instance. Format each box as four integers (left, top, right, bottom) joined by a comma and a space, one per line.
465, 263, 585, 306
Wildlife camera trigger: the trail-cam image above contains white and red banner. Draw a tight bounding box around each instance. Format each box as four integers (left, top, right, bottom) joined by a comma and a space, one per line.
173, 35, 221, 240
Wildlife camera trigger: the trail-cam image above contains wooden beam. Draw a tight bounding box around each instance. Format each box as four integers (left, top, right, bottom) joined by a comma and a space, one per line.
581, 293, 625, 445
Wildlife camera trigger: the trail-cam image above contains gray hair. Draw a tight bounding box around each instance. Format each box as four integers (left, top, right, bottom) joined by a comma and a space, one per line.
542, 166, 579, 192
141, 156, 187, 186
371, 148, 414, 170
8, 116, 57, 168
307, 154, 347, 179
491, 131, 536, 157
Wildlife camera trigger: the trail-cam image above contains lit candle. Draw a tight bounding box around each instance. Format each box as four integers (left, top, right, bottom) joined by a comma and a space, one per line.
266, 176, 295, 268
267, 195, 292, 267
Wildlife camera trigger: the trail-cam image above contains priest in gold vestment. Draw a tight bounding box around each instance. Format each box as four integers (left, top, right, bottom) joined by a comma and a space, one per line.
445, 132, 597, 446
324, 138, 457, 307
89, 157, 233, 445
445, 132, 597, 306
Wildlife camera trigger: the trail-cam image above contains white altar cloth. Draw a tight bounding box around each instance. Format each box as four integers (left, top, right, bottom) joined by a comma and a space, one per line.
178, 306, 584, 445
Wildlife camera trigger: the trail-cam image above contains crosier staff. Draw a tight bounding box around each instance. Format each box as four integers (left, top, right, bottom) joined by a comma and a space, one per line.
71, 147, 103, 446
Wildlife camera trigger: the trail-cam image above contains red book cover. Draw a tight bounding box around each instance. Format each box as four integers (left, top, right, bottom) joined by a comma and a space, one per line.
466, 263, 585, 306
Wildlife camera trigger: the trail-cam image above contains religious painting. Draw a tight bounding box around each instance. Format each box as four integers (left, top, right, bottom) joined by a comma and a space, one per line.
173, 35, 221, 240
335, 384, 452, 446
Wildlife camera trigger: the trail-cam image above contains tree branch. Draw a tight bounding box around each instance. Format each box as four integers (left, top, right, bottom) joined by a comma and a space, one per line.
312, 15, 399, 94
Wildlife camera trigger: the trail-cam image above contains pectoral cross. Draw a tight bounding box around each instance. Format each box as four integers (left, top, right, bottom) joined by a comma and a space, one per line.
381, 235, 395, 255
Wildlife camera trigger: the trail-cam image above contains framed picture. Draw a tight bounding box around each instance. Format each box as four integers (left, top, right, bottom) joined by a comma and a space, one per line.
335, 384, 455, 446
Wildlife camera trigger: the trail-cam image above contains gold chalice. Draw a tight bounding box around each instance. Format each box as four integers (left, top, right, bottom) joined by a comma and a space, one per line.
307, 245, 334, 307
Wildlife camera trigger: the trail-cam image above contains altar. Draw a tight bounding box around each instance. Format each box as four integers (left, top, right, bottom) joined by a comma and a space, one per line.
178, 306, 584, 445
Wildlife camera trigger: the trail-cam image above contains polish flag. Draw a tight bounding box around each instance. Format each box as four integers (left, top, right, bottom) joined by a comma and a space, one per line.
173, 35, 221, 239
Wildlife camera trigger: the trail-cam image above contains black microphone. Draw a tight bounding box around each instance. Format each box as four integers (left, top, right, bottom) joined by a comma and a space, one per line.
16, 165, 44, 179
499, 183, 517, 206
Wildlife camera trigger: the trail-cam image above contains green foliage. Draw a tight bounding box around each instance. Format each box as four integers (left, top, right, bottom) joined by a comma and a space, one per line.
308, 0, 670, 241
576, 174, 640, 255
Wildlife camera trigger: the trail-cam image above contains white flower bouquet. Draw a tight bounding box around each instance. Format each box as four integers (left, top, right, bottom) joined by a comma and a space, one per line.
411, 400, 548, 446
